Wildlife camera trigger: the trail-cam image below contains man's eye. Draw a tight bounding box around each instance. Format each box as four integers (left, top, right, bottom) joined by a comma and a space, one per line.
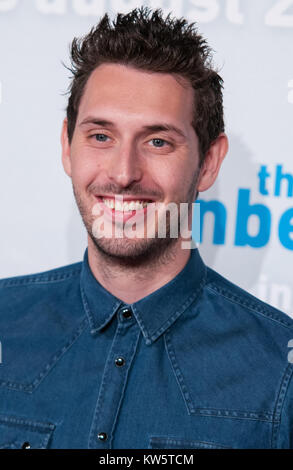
94, 134, 109, 142
150, 138, 168, 148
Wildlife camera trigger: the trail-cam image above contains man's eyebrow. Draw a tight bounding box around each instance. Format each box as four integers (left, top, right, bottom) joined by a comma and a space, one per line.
141, 124, 187, 139
79, 117, 115, 127
79, 118, 187, 139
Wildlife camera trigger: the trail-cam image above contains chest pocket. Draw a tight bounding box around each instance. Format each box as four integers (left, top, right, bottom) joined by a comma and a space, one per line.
149, 436, 228, 449
0, 414, 55, 449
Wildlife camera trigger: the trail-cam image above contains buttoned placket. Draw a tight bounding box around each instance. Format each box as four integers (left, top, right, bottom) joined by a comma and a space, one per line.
88, 305, 141, 449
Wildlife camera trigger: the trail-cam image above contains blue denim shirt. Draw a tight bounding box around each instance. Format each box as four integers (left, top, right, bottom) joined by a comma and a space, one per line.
0, 247, 293, 449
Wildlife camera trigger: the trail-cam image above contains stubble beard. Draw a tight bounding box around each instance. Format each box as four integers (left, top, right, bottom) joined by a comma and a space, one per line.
72, 168, 200, 268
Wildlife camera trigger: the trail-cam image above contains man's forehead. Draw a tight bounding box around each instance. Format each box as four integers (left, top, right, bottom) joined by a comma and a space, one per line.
77, 63, 195, 126
84, 62, 192, 89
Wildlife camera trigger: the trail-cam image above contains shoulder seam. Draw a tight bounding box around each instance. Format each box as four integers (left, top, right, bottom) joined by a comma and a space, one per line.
206, 282, 293, 330
0, 267, 82, 287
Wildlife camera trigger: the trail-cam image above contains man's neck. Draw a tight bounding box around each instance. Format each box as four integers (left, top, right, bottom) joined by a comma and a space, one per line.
87, 236, 191, 304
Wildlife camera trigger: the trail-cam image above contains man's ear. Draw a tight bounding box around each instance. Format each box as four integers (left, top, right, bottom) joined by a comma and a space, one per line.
61, 118, 72, 178
196, 133, 229, 192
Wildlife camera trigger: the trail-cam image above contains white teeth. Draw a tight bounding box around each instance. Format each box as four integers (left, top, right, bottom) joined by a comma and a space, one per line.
102, 198, 150, 211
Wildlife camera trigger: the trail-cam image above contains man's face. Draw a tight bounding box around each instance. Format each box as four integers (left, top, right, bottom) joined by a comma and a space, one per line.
62, 63, 204, 263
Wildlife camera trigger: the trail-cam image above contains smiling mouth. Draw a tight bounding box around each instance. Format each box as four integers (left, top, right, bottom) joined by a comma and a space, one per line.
95, 196, 154, 212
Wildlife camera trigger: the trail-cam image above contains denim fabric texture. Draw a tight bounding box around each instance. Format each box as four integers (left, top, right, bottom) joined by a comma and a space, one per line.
0, 247, 293, 449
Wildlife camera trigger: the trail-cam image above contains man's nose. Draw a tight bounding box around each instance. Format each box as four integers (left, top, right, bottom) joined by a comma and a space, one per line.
107, 141, 143, 188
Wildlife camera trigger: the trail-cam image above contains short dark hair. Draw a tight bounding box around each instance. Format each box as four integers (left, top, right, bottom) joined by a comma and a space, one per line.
65, 6, 225, 165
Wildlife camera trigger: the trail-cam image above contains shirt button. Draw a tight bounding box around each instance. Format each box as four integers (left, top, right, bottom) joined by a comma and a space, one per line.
97, 432, 107, 441
121, 307, 132, 319
115, 357, 125, 367
21, 442, 31, 449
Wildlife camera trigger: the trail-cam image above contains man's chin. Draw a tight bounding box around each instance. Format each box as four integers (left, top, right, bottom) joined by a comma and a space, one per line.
89, 233, 176, 266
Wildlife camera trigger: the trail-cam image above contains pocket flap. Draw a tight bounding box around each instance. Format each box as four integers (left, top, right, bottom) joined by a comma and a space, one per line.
149, 436, 228, 449
0, 414, 55, 449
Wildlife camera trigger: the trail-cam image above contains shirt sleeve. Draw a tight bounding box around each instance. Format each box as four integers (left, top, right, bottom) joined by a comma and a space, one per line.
276, 365, 293, 449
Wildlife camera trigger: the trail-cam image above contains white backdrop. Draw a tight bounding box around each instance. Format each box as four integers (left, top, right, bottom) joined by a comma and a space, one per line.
0, 0, 292, 317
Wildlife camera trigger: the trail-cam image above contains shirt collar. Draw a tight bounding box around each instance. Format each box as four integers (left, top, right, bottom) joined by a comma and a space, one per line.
80, 247, 207, 345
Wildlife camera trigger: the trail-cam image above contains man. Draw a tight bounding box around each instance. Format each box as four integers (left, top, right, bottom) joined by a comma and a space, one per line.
0, 7, 292, 450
